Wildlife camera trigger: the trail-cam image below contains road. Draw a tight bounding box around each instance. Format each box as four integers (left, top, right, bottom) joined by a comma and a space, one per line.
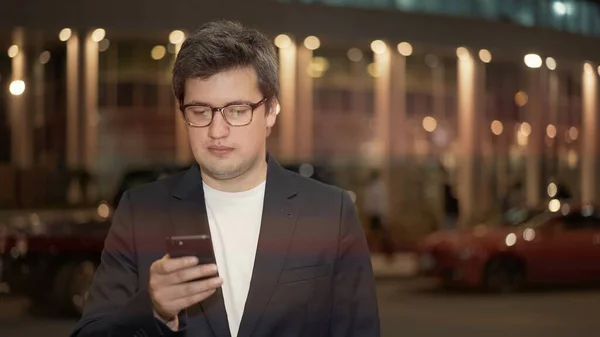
1, 278, 599, 337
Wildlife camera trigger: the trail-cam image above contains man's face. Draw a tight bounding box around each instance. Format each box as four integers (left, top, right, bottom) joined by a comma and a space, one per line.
183, 67, 277, 181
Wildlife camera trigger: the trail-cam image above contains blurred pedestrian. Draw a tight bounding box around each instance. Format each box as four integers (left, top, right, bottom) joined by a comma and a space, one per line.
363, 169, 394, 261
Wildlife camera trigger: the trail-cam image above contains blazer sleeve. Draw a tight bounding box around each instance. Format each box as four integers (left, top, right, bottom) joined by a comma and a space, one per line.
70, 191, 182, 337
329, 190, 381, 337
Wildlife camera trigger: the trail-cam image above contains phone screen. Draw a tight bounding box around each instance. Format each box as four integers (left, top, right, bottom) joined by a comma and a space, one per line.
166, 234, 216, 266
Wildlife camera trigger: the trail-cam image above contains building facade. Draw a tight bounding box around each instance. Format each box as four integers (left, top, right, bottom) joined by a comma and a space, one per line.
1, 0, 599, 237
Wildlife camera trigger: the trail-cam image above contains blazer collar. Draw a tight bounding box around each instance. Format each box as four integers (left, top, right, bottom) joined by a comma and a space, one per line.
169, 153, 299, 337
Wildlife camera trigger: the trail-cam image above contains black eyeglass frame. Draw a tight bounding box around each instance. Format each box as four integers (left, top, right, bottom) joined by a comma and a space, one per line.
179, 97, 268, 127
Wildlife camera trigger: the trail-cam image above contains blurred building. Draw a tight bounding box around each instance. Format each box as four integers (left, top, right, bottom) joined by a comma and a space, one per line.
1, 0, 599, 233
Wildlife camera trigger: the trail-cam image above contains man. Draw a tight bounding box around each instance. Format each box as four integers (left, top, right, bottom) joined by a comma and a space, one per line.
71, 20, 380, 337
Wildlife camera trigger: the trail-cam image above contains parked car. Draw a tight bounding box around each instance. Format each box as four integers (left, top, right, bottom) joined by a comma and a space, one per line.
1, 162, 339, 316
417, 203, 600, 292
0, 165, 188, 314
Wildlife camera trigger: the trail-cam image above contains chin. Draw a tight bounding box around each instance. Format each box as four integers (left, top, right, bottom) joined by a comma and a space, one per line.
200, 160, 245, 180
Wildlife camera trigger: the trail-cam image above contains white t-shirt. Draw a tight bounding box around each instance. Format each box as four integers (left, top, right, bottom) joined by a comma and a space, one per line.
202, 181, 266, 337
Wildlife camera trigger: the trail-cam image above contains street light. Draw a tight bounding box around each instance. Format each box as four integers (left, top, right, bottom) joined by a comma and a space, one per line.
456, 47, 470, 61
59, 28, 72, 41
422, 116, 437, 132
370, 40, 387, 54
169, 30, 186, 45
397, 42, 412, 56
303, 36, 320, 50
274, 34, 292, 49
39, 51, 51, 64
347, 48, 363, 62
479, 49, 492, 63
524, 54, 542, 68
9, 80, 25, 96
91, 28, 106, 43
151, 45, 166, 60
584, 62, 594, 74
546, 57, 557, 70
7, 45, 19, 58
491, 120, 503, 135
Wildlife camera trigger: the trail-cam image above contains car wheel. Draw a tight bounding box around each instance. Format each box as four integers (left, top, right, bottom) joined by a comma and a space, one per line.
484, 257, 525, 293
69, 260, 95, 315
53, 260, 96, 316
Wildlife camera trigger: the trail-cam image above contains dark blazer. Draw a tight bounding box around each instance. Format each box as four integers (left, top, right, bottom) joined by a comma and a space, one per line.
71, 156, 380, 337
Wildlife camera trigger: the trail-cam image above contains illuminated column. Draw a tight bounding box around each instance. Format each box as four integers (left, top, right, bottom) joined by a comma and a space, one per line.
8, 27, 32, 169
371, 40, 393, 221
547, 58, 559, 181
581, 63, 598, 204
296, 37, 318, 162
62, 28, 80, 170
59, 28, 84, 204
83, 28, 103, 172
456, 47, 481, 226
275, 34, 297, 161
523, 54, 545, 208
389, 43, 409, 211
391, 43, 410, 162
33, 35, 49, 165
170, 30, 192, 165
476, 50, 493, 210
372, 40, 391, 168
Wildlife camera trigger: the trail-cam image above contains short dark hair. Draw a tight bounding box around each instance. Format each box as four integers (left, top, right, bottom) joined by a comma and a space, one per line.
172, 20, 279, 109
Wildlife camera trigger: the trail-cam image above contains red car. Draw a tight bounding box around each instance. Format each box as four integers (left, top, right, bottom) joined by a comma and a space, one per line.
417, 203, 600, 292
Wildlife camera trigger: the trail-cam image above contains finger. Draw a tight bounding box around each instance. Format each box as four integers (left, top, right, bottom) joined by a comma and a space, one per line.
164, 276, 223, 301
153, 255, 199, 275
164, 288, 217, 313
150, 254, 169, 275
166, 263, 218, 285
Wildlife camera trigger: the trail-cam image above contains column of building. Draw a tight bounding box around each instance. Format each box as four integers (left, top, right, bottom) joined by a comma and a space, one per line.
456, 47, 482, 226
7, 27, 32, 169
61, 28, 104, 203
524, 61, 546, 208
371, 40, 410, 225
582, 63, 599, 204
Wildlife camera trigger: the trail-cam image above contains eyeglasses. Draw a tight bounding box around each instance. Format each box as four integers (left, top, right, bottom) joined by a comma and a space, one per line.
179, 97, 267, 127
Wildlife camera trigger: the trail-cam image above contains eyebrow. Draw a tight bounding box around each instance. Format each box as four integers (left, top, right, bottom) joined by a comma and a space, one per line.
183, 99, 255, 106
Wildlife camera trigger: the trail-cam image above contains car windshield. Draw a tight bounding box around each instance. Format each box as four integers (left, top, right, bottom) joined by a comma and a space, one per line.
488, 208, 549, 227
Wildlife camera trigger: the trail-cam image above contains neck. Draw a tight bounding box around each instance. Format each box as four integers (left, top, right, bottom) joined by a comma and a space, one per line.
201, 156, 268, 193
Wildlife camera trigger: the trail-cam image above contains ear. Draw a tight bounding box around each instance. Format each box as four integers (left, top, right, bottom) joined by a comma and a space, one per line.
265, 99, 279, 128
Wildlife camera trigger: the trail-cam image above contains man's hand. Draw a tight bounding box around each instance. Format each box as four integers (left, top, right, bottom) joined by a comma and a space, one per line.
149, 255, 222, 329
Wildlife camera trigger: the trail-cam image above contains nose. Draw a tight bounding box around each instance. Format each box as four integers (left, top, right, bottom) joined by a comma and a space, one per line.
207, 111, 230, 139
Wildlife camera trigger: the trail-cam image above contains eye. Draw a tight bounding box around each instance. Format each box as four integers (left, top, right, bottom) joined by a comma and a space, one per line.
186, 106, 211, 119
226, 106, 251, 118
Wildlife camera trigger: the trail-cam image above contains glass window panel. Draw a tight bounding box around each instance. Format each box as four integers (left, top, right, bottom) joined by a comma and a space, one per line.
312, 44, 374, 161
275, 0, 600, 37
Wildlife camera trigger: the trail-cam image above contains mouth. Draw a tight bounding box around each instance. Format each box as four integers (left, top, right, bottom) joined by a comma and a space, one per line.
207, 146, 234, 155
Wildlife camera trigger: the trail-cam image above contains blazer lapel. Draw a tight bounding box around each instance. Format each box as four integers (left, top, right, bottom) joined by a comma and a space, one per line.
237, 157, 299, 337
170, 165, 231, 337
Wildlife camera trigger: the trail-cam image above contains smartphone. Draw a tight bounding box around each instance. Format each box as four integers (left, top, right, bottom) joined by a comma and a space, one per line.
165, 234, 216, 266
